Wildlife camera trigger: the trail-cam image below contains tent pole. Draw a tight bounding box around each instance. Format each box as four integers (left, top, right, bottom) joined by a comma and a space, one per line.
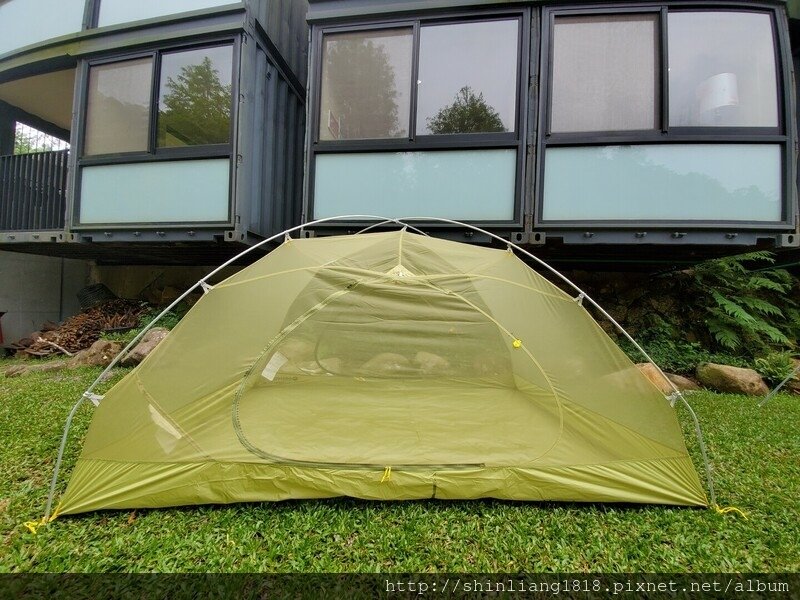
43, 215, 415, 520
760, 364, 800, 407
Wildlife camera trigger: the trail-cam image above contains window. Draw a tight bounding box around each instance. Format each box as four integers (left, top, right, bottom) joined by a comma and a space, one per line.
668, 12, 778, 127
97, 0, 234, 28
313, 16, 523, 222
157, 46, 233, 147
417, 20, 518, 135
79, 42, 235, 225
550, 15, 659, 133
84, 58, 153, 156
540, 8, 786, 225
83, 44, 233, 156
319, 29, 413, 140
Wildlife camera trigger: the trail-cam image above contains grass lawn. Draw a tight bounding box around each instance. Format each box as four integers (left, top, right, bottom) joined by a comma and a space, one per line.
0, 357, 798, 573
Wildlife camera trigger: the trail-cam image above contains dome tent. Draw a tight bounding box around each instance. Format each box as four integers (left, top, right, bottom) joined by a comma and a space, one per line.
56, 228, 707, 515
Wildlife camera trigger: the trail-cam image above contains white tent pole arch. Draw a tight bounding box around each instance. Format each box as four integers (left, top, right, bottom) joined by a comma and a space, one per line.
44, 215, 716, 520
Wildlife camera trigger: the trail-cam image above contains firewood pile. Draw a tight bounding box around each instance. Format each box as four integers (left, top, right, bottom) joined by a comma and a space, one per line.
12, 299, 148, 357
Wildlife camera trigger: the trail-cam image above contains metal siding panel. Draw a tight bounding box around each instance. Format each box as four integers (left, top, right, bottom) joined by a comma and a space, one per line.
263, 62, 280, 234
250, 48, 268, 236
274, 77, 289, 235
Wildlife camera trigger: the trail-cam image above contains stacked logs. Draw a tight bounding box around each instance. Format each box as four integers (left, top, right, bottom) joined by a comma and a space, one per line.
13, 299, 148, 357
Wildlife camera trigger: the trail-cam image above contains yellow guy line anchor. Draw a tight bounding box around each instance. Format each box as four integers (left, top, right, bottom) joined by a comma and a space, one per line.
380, 466, 392, 483
23, 504, 62, 534
713, 504, 748, 519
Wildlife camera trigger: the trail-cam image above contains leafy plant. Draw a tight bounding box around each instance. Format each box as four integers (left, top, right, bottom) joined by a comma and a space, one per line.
754, 351, 798, 386
689, 251, 798, 356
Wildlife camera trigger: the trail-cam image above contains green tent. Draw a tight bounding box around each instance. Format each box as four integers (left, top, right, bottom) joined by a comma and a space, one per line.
59, 230, 707, 514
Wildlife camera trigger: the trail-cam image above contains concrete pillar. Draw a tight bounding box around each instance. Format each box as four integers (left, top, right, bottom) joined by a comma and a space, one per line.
0, 251, 90, 343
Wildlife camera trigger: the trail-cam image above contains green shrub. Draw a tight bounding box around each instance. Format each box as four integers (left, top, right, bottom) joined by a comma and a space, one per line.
690, 251, 798, 356
594, 251, 798, 372
754, 351, 798, 386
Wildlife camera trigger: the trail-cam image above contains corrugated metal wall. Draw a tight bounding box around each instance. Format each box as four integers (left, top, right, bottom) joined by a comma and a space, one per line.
254, 0, 309, 86
246, 46, 305, 238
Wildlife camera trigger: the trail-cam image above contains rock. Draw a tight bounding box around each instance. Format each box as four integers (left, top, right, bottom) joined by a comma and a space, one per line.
413, 351, 450, 375
68, 340, 123, 368
637, 364, 703, 394
4, 360, 68, 378
666, 373, 701, 392
121, 328, 169, 366
636, 363, 674, 394
360, 353, 412, 375
696, 363, 769, 396
4, 365, 28, 377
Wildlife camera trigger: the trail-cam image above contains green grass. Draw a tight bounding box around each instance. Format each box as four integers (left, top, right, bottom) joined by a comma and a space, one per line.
0, 356, 798, 573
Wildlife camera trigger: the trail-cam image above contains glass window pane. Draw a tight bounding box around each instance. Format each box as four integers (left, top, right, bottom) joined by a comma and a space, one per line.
416, 20, 519, 135
543, 144, 782, 222
668, 12, 778, 127
98, 0, 233, 28
319, 29, 413, 140
0, 0, 84, 56
157, 45, 233, 147
551, 15, 659, 133
84, 58, 153, 156
313, 150, 516, 220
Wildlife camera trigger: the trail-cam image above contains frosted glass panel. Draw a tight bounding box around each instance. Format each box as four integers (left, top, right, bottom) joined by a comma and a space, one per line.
551, 15, 659, 132
543, 145, 781, 221
80, 160, 230, 224
98, 0, 235, 27
0, 0, 85, 56
314, 150, 516, 220
669, 12, 778, 127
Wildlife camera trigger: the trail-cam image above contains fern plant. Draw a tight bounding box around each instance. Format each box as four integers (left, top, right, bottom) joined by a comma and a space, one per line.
691, 251, 798, 355
754, 351, 798, 386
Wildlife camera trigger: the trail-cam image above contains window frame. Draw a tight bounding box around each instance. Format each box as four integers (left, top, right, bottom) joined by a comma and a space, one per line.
536, 2, 793, 230
73, 35, 240, 229
80, 38, 237, 162
307, 9, 530, 228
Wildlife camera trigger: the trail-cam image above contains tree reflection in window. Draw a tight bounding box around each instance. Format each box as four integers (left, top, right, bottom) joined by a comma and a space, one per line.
427, 86, 506, 135
320, 29, 412, 140
157, 45, 233, 147
416, 20, 518, 135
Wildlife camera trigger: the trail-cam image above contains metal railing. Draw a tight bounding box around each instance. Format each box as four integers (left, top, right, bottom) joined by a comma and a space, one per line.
0, 149, 69, 231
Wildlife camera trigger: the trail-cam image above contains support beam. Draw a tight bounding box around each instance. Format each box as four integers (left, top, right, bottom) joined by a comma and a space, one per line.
0, 102, 14, 155
0, 99, 70, 142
